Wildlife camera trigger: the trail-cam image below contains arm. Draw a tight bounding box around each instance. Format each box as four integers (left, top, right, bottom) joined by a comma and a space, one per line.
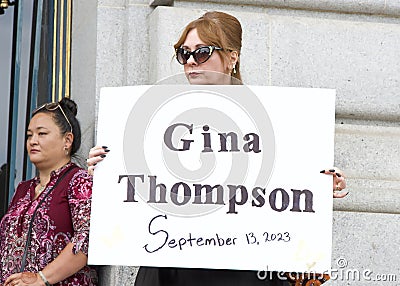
44, 169, 94, 283
41, 243, 88, 284
4, 246, 87, 286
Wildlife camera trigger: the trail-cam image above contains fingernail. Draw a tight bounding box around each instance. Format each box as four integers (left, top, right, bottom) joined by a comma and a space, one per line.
93, 163, 97, 166
336, 172, 342, 177
102, 146, 108, 149
100, 154, 106, 158
105, 149, 110, 152
329, 169, 335, 172
320, 170, 325, 173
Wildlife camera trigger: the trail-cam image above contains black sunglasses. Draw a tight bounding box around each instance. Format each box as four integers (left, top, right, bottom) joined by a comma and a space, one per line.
33, 102, 73, 133
176, 46, 223, 65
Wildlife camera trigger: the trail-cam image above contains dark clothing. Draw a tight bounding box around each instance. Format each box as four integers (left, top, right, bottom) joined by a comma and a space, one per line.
135, 267, 290, 286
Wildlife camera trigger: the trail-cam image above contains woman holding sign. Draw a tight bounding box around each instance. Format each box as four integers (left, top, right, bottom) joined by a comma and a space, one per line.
88, 10, 347, 286
0, 98, 97, 285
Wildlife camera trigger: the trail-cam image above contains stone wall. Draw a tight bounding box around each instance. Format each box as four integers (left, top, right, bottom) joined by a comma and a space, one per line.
72, 1, 400, 285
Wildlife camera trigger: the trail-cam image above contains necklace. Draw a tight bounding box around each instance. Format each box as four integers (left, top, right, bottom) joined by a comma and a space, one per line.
37, 182, 46, 193
36, 162, 70, 195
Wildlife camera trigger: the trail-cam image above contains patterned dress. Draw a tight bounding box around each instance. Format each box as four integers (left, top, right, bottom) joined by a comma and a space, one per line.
0, 163, 97, 285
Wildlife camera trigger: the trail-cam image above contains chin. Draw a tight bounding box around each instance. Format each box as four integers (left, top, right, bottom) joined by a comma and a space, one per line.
188, 78, 209, 85
28, 155, 41, 165
187, 72, 232, 85
29, 159, 40, 166
185, 73, 204, 85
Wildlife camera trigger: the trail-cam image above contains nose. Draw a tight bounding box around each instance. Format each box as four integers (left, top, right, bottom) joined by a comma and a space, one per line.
28, 134, 38, 145
186, 54, 197, 65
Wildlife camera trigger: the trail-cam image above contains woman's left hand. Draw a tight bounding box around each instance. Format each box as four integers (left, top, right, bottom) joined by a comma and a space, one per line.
4, 272, 42, 286
320, 168, 349, 198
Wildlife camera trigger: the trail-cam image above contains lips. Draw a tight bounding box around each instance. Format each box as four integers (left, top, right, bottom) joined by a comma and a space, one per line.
188, 71, 201, 77
30, 149, 40, 154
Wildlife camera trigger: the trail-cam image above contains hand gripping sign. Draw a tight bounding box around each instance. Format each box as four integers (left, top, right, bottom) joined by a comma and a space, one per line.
88, 84, 335, 274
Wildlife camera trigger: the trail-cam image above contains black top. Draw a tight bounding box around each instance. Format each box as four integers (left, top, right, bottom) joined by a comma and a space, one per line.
135, 267, 290, 286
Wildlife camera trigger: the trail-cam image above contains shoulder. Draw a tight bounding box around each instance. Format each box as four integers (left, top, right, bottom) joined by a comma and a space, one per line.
68, 167, 93, 198
70, 167, 93, 186
15, 178, 36, 195
70, 167, 92, 183
16, 178, 35, 189
10, 178, 35, 204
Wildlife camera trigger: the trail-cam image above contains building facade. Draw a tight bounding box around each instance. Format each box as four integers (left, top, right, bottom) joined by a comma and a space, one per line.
1, 0, 399, 285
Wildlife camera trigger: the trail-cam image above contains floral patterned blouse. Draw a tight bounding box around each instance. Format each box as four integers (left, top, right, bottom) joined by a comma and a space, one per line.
0, 163, 97, 285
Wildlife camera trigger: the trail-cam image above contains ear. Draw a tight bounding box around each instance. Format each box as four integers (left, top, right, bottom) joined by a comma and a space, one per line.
229, 50, 239, 67
63, 132, 74, 151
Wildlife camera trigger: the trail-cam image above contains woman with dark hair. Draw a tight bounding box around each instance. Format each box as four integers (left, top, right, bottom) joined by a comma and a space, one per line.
0, 98, 97, 285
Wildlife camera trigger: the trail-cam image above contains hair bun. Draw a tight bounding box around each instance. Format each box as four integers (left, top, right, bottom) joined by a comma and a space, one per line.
59, 97, 78, 116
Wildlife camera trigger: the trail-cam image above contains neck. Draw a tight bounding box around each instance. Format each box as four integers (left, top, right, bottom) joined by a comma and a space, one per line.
38, 158, 71, 184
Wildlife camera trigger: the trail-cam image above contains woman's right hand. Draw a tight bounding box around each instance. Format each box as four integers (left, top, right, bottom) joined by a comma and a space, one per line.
87, 146, 109, 176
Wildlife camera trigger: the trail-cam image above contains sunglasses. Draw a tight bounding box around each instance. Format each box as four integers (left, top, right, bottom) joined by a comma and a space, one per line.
33, 102, 73, 133
176, 46, 223, 65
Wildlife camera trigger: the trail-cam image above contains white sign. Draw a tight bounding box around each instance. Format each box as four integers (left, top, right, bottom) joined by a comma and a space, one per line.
88, 85, 335, 274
